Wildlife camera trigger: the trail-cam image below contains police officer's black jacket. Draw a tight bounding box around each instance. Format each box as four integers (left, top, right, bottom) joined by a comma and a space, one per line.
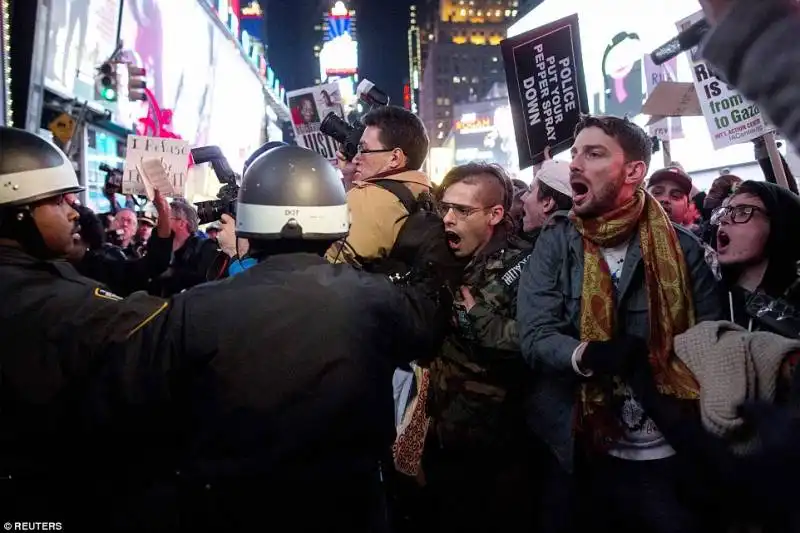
165, 252, 447, 531
0, 245, 446, 531
0, 243, 175, 529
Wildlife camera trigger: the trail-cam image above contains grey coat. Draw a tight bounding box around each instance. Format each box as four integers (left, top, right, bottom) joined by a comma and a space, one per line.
516, 218, 721, 471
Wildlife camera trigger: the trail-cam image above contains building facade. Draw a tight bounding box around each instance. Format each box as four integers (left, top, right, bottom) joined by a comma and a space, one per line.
419, 0, 519, 145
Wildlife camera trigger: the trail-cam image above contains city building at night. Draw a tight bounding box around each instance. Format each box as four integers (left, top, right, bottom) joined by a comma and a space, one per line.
407, 0, 438, 114
419, 0, 519, 146
314, 1, 359, 107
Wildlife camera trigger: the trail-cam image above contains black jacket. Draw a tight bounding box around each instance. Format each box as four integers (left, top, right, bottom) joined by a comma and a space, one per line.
150, 235, 229, 296
0, 248, 446, 531
0, 244, 175, 530
164, 253, 446, 532
76, 233, 174, 296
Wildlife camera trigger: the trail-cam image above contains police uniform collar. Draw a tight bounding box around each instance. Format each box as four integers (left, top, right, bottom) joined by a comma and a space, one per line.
0, 242, 43, 266
254, 252, 329, 271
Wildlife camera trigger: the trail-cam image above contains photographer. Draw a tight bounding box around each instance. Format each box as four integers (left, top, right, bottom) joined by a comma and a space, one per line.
67, 190, 174, 296
326, 106, 432, 265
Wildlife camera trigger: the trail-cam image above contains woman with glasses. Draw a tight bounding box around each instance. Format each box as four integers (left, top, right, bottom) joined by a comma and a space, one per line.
713, 181, 800, 335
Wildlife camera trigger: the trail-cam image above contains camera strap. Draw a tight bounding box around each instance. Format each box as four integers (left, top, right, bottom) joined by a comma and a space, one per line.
371, 180, 417, 215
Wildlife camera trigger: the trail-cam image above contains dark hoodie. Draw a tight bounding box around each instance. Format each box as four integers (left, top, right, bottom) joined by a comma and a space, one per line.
722, 181, 800, 332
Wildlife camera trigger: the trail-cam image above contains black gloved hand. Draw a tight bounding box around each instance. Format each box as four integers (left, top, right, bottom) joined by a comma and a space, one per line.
580, 336, 649, 377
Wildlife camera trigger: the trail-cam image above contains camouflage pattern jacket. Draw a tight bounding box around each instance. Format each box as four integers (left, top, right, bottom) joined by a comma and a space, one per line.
427, 231, 533, 451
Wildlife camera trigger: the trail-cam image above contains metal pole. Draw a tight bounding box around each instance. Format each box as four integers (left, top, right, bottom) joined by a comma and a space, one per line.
662, 139, 672, 167
115, 0, 125, 45
762, 131, 790, 190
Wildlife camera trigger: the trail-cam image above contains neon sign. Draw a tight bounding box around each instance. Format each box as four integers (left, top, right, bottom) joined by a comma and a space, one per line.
240, 0, 263, 18
455, 115, 493, 134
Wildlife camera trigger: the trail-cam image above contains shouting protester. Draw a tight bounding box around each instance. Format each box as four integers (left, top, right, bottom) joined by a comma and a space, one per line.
413, 162, 535, 531
517, 115, 720, 533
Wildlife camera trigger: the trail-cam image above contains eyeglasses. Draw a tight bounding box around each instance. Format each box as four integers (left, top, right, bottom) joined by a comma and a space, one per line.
437, 202, 489, 220
356, 145, 394, 156
712, 204, 767, 225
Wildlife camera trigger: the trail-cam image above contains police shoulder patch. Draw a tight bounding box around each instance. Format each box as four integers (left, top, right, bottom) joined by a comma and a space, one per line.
94, 287, 123, 301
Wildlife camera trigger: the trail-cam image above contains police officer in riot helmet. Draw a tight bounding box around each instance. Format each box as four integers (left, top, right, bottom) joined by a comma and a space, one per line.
152, 145, 449, 532
0, 127, 175, 528
0, 131, 447, 530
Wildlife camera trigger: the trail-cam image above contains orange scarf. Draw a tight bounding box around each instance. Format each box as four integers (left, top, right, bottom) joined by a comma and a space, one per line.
570, 188, 699, 440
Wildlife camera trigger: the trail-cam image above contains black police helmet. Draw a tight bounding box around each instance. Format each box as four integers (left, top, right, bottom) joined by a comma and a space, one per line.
236, 146, 349, 241
243, 141, 287, 175
0, 126, 84, 207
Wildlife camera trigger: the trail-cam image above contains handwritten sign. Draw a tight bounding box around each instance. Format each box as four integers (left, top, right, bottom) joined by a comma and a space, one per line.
122, 135, 190, 197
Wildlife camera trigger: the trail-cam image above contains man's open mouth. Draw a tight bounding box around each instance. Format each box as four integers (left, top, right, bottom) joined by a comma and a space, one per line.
571, 181, 589, 204
717, 231, 731, 248
446, 230, 461, 249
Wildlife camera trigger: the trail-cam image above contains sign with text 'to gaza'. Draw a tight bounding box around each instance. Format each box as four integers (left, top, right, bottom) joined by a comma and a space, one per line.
501, 13, 589, 169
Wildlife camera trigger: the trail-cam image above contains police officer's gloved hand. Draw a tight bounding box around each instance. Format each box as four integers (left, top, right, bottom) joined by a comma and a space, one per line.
580, 336, 649, 377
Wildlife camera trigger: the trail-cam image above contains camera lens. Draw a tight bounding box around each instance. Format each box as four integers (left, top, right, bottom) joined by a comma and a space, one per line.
195, 199, 236, 226
320, 113, 353, 144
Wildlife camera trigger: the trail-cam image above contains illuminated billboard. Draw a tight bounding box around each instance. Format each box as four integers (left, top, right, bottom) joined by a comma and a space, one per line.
506, 0, 762, 174
118, 0, 264, 160
319, 1, 358, 78
452, 99, 518, 175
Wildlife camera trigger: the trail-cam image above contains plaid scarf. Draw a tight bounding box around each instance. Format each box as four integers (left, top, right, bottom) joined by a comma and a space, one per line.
570, 188, 700, 442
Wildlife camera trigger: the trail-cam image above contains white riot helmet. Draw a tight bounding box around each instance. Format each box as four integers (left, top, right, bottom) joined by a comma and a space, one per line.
236, 145, 349, 241
0, 126, 84, 207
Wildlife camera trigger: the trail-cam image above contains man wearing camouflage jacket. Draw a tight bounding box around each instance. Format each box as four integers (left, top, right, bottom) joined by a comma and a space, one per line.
416, 163, 536, 531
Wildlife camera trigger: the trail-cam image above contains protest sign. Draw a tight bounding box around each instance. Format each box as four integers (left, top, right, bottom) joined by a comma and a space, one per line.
286, 83, 346, 164
678, 11, 772, 149
642, 81, 701, 125
501, 13, 589, 168
643, 55, 684, 140
122, 135, 190, 197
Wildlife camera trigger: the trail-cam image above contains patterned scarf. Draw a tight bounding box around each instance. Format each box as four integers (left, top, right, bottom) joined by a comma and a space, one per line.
570, 188, 700, 441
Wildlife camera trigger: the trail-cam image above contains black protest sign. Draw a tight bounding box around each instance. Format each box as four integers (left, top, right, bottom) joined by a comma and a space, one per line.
502, 14, 589, 168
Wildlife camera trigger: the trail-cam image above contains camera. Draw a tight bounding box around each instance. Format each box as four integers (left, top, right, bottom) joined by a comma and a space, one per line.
191, 146, 240, 225
320, 114, 365, 161
319, 78, 390, 162
191, 142, 287, 225
99, 163, 124, 196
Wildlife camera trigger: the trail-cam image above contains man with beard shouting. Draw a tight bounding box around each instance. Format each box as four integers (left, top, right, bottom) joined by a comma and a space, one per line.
517, 115, 720, 533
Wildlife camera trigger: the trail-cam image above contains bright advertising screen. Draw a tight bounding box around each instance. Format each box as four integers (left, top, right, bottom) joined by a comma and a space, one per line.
507, 0, 761, 178
43, 0, 121, 105
320, 2, 358, 78
118, 0, 265, 165
453, 99, 518, 175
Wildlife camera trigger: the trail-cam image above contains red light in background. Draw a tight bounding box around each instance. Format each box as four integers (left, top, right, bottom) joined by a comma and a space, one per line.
403, 83, 411, 110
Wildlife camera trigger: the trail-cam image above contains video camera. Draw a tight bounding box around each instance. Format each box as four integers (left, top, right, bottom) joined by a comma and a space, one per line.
99, 163, 124, 197
190, 141, 288, 225
319, 79, 390, 161
190, 146, 240, 226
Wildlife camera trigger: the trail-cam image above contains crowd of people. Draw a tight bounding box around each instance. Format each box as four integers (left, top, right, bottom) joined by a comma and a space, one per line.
3, 0, 800, 531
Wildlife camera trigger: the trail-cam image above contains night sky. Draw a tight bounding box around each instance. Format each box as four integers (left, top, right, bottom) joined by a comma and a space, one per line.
264, 0, 414, 106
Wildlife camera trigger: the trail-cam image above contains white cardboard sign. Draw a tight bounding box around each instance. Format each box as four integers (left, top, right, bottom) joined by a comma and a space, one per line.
678, 10, 772, 149
122, 135, 191, 197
